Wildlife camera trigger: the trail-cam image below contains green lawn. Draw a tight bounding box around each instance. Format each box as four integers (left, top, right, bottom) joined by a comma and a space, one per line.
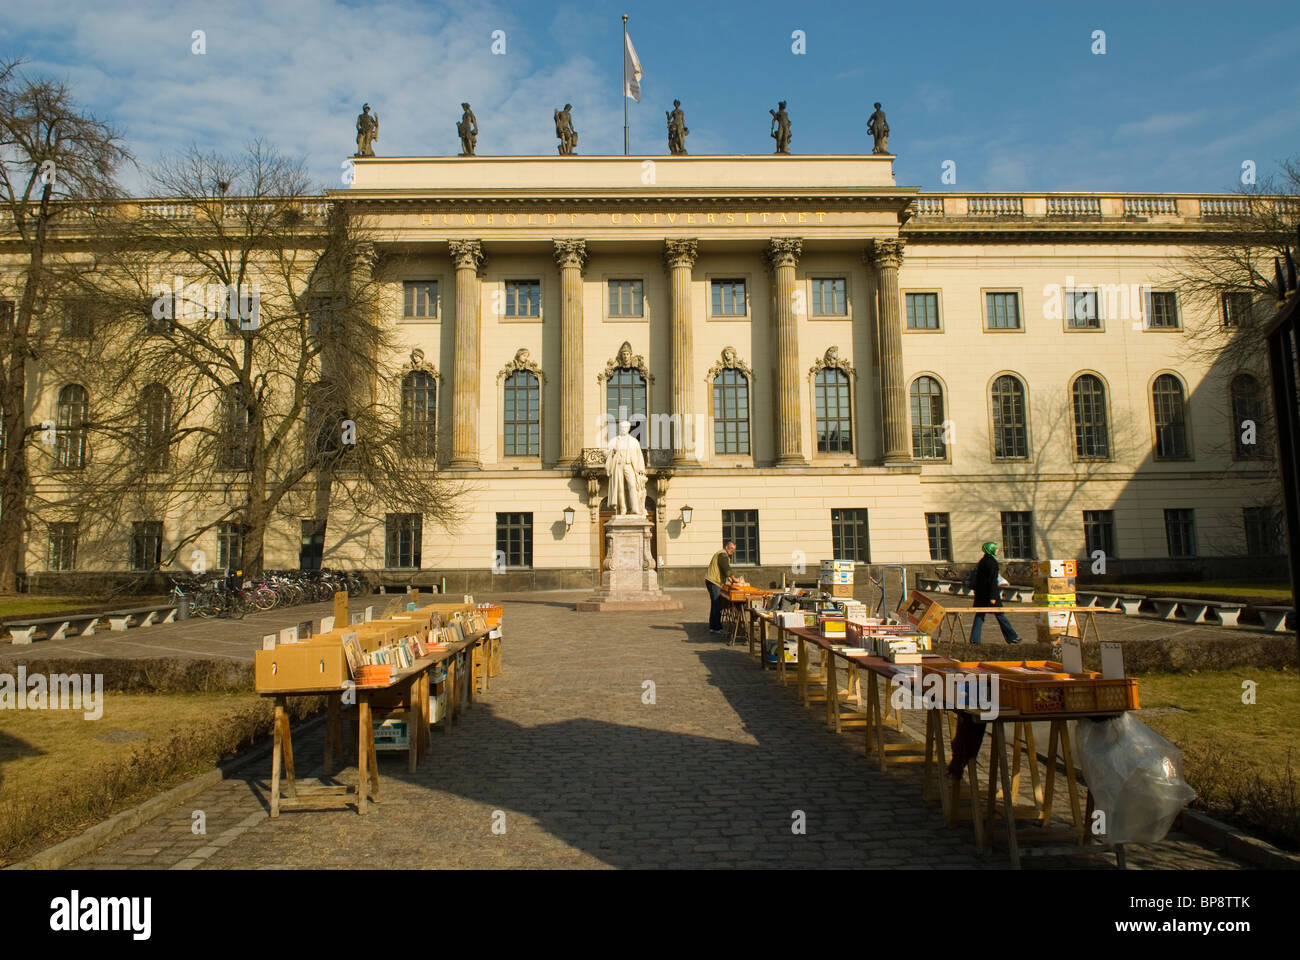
1100, 582, 1292, 603
0, 595, 170, 622
1137, 667, 1298, 849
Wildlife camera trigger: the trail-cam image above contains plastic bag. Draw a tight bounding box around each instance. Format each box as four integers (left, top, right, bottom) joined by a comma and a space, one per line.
1074, 712, 1197, 844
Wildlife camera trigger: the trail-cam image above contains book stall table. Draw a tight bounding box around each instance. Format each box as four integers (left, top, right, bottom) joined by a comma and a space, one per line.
719, 584, 780, 647
905, 589, 1119, 644
918, 659, 1140, 868
255, 599, 499, 817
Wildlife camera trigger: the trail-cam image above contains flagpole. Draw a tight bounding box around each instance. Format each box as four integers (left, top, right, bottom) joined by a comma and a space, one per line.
622, 14, 629, 155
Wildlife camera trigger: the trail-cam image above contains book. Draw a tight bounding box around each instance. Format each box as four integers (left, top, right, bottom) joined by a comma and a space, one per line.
341, 632, 364, 678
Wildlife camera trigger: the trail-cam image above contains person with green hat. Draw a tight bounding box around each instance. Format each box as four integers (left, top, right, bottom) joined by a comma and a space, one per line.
971, 541, 1021, 644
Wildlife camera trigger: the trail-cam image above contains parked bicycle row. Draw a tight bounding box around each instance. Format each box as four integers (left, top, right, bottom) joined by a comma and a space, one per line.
169, 569, 375, 619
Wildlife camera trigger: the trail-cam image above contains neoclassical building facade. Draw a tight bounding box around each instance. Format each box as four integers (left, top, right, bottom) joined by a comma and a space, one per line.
13, 153, 1285, 586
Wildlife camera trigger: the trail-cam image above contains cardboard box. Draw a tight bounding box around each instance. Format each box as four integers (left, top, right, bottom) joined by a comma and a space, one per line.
1032, 559, 1077, 579
904, 591, 946, 634
1032, 593, 1076, 606
1032, 576, 1077, 595
255, 640, 349, 692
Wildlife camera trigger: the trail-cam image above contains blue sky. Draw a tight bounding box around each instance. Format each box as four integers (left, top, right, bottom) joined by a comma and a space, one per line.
5, 0, 1299, 195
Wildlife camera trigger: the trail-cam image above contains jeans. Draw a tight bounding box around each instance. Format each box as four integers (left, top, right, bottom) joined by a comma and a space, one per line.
705, 581, 722, 630
970, 611, 1019, 644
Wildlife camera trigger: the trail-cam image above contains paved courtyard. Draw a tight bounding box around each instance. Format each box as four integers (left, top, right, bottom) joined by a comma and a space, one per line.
47, 590, 1241, 869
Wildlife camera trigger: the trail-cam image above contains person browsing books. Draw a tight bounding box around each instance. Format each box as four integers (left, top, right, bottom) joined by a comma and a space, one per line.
705, 541, 737, 634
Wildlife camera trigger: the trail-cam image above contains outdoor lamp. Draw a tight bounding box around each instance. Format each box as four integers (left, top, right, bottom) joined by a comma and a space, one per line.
681, 505, 693, 526
563, 506, 575, 531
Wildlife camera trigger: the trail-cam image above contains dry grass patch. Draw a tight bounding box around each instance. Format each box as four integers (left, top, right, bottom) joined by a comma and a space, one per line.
1137, 667, 1299, 850
0, 690, 322, 865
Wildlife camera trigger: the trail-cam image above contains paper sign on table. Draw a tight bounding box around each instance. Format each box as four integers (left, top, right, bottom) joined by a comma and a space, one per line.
279, 626, 298, 644
298, 620, 312, 639
1100, 640, 1125, 679
321, 615, 335, 632
364, 605, 374, 622
261, 634, 277, 650
1059, 635, 1084, 674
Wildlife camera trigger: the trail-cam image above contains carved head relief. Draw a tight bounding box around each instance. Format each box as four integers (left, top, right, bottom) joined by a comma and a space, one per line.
410, 348, 425, 366
616, 341, 634, 365
824, 345, 839, 363
721, 346, 737, 365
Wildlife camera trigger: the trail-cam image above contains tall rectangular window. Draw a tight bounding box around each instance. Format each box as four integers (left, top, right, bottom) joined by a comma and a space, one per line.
926, 513, 952, 561
0, 299, 13, 336
722, 509, 760, 565
1083, 510, 1115, 560
711, 279, 746, 317
1222, 291, 1252, 328
712, 369, 751, 454
217, 522, 247, 571
495, 512, 533, 569
385, 513, 422, 569
607, 279, 644, 318
63, 298, 94, 339
48, 522, 78, 571
403, 281, 438, 318
905, 292, 939, 329
129, 521, 163, 571
1146, 291, 1180, 329
812, 278, 847, 316
831, 509, 870, 564
505, 280, 541, 318
1164, 509, 1196, 558
985, 291, 1021, 329
1065, 289, 1100, 328
1244, 506, 1282, 556
999, 511, 1034, 559
308, 295, 343, 339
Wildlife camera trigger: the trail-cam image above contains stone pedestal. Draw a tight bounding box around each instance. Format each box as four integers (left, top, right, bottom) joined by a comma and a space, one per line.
577, 515, 683, 612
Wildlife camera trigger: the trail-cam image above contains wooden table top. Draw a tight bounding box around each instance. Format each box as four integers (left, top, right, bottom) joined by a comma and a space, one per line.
257, 633, 488, 698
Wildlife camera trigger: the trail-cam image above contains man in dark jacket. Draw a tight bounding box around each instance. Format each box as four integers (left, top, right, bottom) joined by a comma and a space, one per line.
970, 541, 1021, 644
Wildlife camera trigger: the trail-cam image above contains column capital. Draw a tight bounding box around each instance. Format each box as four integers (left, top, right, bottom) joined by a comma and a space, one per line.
663, 238, 699, 270
552, 238, 589, 272
448, 239, 486, 271
866, 237, 906, 271
764, 237, 803, 271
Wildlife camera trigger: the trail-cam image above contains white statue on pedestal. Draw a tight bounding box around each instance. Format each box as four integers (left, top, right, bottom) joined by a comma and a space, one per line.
605, 420, 647, 516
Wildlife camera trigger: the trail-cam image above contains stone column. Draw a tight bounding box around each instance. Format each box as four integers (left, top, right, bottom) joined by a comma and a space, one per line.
664, 239, 699, 465
448, 239, 486, 469
766, 237, 805, 466
553, 239, 588, 467
868, 238, 909, 464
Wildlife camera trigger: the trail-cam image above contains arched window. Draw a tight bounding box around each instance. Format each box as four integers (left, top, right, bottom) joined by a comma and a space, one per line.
503, 370, 540, 457
1230, 374, 1265, 459
1071, 374, 1109, 459
606, 368, 647, 424
909, 376, 946, 460
402, 371, 437, 458
56, 384, 88, 469
139, 383, 172, 470
713, 369, 751, 455
815, 368, 852, 453
990, 375, 1028, 459
1152, 374, 1189, 459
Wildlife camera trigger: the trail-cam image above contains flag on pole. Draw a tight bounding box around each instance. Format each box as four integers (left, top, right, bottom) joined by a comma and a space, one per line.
624, 32, 642, 102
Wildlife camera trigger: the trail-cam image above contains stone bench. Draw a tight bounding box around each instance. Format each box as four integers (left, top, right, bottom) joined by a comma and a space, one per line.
1091, 592, 1144, 615
105, 605, 178, 631
6, 613, 103, 645
1256, 605, 1296, 633
1207, 602, 1246, 627
1147, 597, 1182, 620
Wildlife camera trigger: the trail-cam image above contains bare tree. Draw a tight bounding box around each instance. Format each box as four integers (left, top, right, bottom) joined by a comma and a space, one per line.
37, 143, 466, 578
0, 59, 130, 592
1168, 159, 1300, 552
